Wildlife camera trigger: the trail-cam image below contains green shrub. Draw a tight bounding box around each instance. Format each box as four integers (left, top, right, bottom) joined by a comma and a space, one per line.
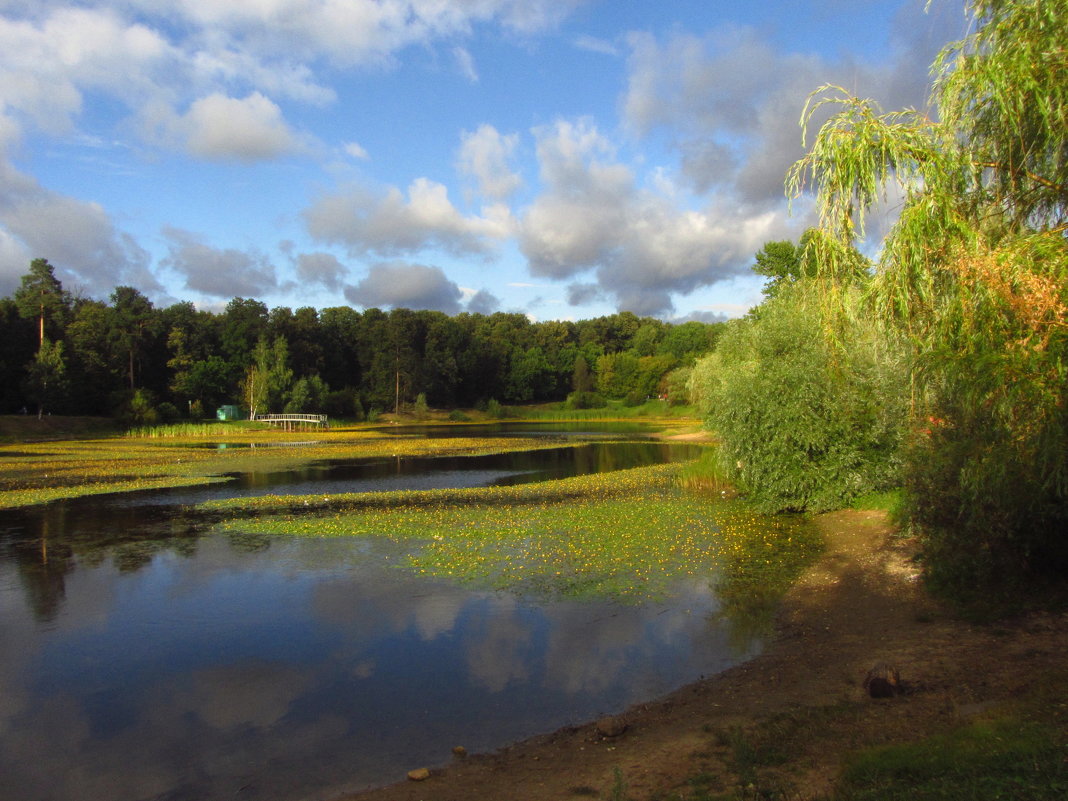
156, 401, 180, 423
565, 390, 606, 410
696, 283, 907, 513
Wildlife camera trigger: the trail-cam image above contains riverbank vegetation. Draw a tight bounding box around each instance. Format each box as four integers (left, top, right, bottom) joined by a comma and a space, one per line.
689, 0, 1067, 601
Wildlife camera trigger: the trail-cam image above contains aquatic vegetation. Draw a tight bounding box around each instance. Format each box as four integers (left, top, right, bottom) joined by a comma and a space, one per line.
0, 432, 561, 509
213, 464, 821, 607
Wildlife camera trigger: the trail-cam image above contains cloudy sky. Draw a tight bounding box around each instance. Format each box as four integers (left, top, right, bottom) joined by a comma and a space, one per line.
0, 0, 967, 321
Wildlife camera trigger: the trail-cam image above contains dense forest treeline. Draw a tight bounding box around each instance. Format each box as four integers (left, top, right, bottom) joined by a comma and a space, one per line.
0, 260, 722, 421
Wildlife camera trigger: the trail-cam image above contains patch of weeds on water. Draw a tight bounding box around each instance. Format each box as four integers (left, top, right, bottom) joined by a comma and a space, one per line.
209, 466, 822, 607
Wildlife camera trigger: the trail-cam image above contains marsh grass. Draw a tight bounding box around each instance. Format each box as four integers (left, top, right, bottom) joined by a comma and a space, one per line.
124, 421, 268, 438
678, 449, 735, 495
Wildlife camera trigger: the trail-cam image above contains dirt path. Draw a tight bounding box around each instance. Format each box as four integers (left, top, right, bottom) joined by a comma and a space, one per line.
341, 510, 1068, 801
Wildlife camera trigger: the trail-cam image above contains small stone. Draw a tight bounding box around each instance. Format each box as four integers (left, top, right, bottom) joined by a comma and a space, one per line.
407, 768, 430, 782
863, 662, 902, 698
595, 715, 627, 738
452, 746, 467, 757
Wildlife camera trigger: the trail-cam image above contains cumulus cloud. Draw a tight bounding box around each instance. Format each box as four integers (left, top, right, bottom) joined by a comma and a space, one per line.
0, 159, 161, 298
566, 282, 602, 306
295, 251, 348, 292
0, 1, 589, 161
161, 226, 278, 299
465, 288, 500, 315
518, 119, 789, 316
143, 92, 308, 162
344, 261, 463, 313
457, 124, 522, 200
304, 178, 512, 258
621, 5, 962, 206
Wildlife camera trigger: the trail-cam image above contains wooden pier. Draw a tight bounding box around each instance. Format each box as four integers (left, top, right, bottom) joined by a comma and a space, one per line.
252, 413, 329, 431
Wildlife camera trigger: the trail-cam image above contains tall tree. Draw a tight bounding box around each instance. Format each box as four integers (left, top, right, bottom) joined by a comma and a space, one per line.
787, 0, 1068, 588
243, 335, 292, 417
14, 259, 68, 350
109, 286, 156, 390
23, 338, 67, 419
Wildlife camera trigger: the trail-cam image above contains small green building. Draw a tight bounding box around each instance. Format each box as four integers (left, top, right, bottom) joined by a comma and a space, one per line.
216, 404, 241, 421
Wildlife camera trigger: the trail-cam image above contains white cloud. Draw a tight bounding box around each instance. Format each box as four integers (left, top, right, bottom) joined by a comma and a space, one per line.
145, 91, 308, 162
517, 119, 793, 316
343, 141, 369, 160
0, 1, 589, 162
304, 177, 512, 257
452, 45, 478, 82
573, 34, 619, 56
457, 124, 522, 200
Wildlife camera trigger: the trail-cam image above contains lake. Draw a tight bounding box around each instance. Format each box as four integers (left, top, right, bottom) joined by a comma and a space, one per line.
0, 429, 759, 801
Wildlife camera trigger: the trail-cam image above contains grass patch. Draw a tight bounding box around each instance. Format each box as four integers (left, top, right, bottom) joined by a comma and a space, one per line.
836, 717, 1068, 800
124, 420, 269, 438
849, 489, 903, 514
678, 449, 734, 495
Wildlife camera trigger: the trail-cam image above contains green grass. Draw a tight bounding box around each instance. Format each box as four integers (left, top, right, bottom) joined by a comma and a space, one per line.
836, 717, 1068, 800
124, 420, 269, 438
849, 488, 903, 514
678, 448, 734, 494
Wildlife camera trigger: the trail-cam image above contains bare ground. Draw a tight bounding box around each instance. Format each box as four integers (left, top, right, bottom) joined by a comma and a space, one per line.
341, 509, 1068, 801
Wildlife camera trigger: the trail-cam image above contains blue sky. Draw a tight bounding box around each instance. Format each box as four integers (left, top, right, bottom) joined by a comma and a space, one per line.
0, 0, 967, 321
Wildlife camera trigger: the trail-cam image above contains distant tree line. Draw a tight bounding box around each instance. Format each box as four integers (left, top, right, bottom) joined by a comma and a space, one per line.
0, 258, 722, 422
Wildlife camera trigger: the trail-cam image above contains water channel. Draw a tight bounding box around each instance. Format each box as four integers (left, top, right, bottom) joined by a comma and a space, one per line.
0, 427, 758, 801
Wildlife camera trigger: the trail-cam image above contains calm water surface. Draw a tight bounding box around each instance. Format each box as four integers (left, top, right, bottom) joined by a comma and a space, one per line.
0, 435, 754, 801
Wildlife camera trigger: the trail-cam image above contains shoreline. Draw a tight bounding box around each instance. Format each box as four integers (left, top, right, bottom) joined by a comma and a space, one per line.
340, 508, 1068, 800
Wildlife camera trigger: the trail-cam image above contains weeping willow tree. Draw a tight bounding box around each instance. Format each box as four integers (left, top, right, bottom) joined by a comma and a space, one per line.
788, 0, 1068, 592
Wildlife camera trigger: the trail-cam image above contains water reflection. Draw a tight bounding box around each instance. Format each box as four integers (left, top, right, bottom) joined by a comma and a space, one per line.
0, 535, 743, 801
0, 437, 748, 801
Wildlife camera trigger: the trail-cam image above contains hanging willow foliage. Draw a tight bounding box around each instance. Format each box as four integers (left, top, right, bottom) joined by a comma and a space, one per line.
789, 0, 1068, 592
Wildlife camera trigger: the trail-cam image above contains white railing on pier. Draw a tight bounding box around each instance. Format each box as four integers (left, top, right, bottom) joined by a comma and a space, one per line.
251, 413, 329, 429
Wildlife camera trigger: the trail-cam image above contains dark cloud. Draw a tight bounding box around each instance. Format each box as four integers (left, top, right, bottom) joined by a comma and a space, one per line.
566, 282, 602, 306
466, 289, 500, 315
343, 262, 463, 313
0, 158, 162, 299
161, 226, 278, 299
295, 251, 348, 291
